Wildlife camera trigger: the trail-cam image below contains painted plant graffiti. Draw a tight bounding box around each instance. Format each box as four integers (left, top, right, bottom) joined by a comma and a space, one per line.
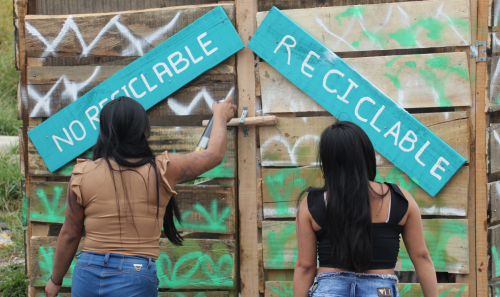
200, 154, 234, 178
265, 224, 298, 269
269, 283, 293, 297
31, 185, 66, 223
156, 241, 233, 289
264, 168, 306, 217
177, 199, 231, 232
492, 245, 500, 278
37, 246, 76, 286
399, 284, 466, 297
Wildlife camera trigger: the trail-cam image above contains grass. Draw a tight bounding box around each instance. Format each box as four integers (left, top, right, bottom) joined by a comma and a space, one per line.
0, 263, 28, 297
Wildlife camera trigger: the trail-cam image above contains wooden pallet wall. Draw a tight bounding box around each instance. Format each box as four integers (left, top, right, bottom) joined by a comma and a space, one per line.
15, 1, 238, 296
253, 0, 480, 295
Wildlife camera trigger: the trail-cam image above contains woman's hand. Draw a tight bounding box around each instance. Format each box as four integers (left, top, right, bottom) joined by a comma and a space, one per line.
45, 279, 61, 297
212, 96, 236, 122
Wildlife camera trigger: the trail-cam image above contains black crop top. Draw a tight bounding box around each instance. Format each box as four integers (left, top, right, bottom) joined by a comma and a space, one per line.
307, 183, 409, 270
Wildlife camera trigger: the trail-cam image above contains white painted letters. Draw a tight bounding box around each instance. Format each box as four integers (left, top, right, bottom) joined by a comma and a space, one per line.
52, 128, 74, 152
69, 120, 86, 141
323, 69, 344, 95
85, 106, 100, 130
121, 86, 131, 97
197, 32, 218, 56
301, 51, 320, 78
128, 77, 146, 98
140, 74, 158, 92
370, 105, 385, 133
168, 51, 190, 74
431, 157, 450, 180
355, 97, 375, 122
415, 141, 430, 166
185, 45, 203, 63
274, 35, 296, 65
337, 78, 358, 103
111, 91, 120, 100
384, 121, 401, 145
153, 62, 173, 83
399, 130, 418, 152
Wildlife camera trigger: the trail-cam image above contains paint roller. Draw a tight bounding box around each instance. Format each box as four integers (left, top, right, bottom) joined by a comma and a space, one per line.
195, 87, 235, 151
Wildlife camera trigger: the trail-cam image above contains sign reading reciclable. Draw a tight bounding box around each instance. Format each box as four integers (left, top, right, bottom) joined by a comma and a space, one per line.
248, 7, 466, 197
28, 6, 244, 172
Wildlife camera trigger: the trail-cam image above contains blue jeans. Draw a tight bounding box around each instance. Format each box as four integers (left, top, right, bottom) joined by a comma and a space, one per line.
309, 272, 400, 297
72, 252, 159, 297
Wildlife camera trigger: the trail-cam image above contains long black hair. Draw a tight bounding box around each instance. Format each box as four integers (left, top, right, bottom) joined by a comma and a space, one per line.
298, 121, 385, 271
92, 96, 183, 245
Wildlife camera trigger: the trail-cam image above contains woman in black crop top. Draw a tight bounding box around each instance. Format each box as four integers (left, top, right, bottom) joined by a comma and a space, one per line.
294, 122, 438, 297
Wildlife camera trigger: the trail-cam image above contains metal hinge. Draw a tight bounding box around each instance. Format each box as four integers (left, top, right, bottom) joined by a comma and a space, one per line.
470, 41, 487, 62
239, 107, 249, 137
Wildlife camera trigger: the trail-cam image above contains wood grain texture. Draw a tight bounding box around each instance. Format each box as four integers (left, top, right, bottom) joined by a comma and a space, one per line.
28, 127, 236, 177
490, 181, 500, 225
493, 0, 500, 29
257, 0, 420, 12
29, 181, 236, 234
30, 237, 235, 289
490, 125, 500, 174
256, 0, 470, 52
25, 4, 235, 57
262, 219, 469, 273
259, 53, 471, 113
490, 224, 500, 279
264, 281, 468, 297
259, 113, 469, 167
36, 293, 229, 297
262, 166, 469, 219
27, 64, 235, 118
491, 32, 500, 54
36, 0, 218, 15
487, 57, 500, 112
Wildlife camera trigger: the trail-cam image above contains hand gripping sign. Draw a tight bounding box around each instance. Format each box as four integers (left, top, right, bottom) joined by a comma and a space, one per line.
28, 6, 244, 173
248, 7, 466, 196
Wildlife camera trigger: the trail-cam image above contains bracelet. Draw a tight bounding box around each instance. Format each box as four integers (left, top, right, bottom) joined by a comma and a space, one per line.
50, 275, 62, 286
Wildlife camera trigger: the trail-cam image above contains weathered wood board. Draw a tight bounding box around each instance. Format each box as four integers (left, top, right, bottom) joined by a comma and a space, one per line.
490, 224, 500, 279
490, 125, 500, 174
493, 0, 500, 29
259, 53, 471, 112
492, 279, 500, 296
491, 32, 500, 54
260, 113, 469, 167
265, 281, 468, 297
25, 4, 235, 57
30, 237, 235, 289
487, 57, 500, 112
262, 220, 469, 273
36, 0, 218, 15
29, 181, 236, 234
257, 0, 417, 12
490, 181, 500, 225
262, 166, 469, 218
28, 127, 237, 177
27, 64, 236, 119
36, 293, 229, 297
256, 0, 470, 52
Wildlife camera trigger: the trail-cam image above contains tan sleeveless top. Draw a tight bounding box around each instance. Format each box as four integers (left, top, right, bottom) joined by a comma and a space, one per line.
70, 151, 176, 259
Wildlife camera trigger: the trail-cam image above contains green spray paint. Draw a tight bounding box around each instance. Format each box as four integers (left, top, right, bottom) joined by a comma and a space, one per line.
399, 284, 412, 296
340, 6, 366, 18
492, 245, 500, 278
385, 55, 403, 67
375, 167, 419, 196
266, 224, 298, 268
37, 246, 76, 286
200, 154, 234, 178
400, 284, 466, 297
270, 282, 293, 297
156, 241, 233, 289
384, 61, 417, 88
398, 220, 467, 272
264, 168, 306, 217
496, 287, 500, 296
176, 199, 231, 232
22, 190, 28, 226
31, 186, 66, 223
362, 29, 386, 49
174, 293, 207, 297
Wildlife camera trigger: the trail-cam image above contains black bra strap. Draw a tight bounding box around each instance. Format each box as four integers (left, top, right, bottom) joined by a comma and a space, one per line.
387, 183, 409, 224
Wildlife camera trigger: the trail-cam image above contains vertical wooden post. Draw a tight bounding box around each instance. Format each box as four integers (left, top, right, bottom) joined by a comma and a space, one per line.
476, 0, 489, 294
235, 0, 259, 295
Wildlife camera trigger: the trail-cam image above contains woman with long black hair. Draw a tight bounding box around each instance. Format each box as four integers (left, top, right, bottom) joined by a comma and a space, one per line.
294, 121, 438, 297
44, 96, 236, 297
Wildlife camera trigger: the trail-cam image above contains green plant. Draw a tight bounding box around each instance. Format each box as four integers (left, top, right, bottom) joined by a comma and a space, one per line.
0, 146, 23, 212
0, 263, 28, 297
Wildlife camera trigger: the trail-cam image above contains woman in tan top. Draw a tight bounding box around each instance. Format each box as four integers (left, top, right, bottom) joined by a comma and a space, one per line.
45, 96, 236, 297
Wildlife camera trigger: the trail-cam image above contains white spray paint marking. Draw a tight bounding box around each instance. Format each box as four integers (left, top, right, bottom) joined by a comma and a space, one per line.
397, 5, 424, 48
167, 86, 234, 115
494, 129, 500, 148
263, 206, 298, 217
444, 112, 449, 120
315, 17, 358, 51
496, 182, 500, 199
420, 205, 466, 216
260, 134, 320, 166
495, 1, 500, 27
25, 12, 181, 57
397, 89, 405, 106
29, 67, 102, 117
356, 5, 392, 50
438, 12, 468, 45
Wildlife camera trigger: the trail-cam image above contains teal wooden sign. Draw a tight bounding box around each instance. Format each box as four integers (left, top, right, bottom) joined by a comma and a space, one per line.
248, 7, 466, 196
28, 6, 243, 172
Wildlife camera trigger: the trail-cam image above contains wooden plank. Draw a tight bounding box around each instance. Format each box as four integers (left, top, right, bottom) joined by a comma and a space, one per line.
494, 0, 500, 29
257, 0, 418, 12
29, 181, 236, 234
491, 32, 500, 54
262, 219, 469, 273
260, 113, 469, 167
259, 53, 471, 113
36, 0, 218, 15
264, 281, 468, 297
28, 127, 237, 177
36, 293, 229, 297
491, 224, 500, 280
487, 57, 500, 112
262, 166, 469, 219
25, 4, 235, 57
490, 125, 500, 174
256, 0, 471, 52
235, 0, 260, 295
30, 237, 235, 289
27, 64, 236, 118
490, 181, 500, 225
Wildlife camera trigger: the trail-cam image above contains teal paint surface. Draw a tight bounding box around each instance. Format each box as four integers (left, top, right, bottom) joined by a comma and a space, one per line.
248, 7, 466, 196
28, 6, 243, 172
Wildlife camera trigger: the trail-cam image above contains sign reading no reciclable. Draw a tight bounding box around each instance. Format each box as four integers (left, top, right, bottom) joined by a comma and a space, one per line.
28, 6, 243, 172
248, 7, 466, 196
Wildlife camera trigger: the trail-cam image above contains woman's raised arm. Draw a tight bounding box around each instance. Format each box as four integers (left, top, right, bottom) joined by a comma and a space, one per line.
165, 96, 236, 186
